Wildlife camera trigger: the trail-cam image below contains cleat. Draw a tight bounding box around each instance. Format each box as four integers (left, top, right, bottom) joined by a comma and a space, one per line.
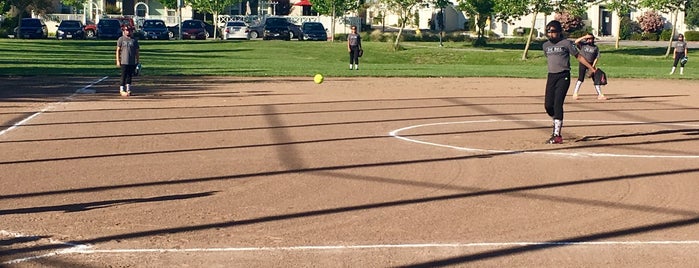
547, 135, 563, 144
572, 94, 579, 100
597, 95, 607, 100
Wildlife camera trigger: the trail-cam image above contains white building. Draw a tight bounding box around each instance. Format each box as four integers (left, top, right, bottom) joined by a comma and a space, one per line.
366, 0, 691, 38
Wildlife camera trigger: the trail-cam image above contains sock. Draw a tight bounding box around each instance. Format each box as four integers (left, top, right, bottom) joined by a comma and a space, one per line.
120, 86, 124, 91
126, 84, 131, 91
350, 64, 353, 69
670, 67, 676, 74
680, 67, 684, 75
355, 64, 359, 70
594, 85, 603, 95
553, 119, 562, 136
573, 81, 582, 95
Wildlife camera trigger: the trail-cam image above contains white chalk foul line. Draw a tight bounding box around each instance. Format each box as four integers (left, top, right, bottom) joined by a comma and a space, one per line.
0, 76, 108, 137
389, 119, 699, 159
75, 240, 699, 254
5, 227, 699, 265
0, 230, 91, 265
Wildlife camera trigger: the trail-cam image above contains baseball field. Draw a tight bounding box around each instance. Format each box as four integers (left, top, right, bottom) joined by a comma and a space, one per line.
1, 39, 698, 267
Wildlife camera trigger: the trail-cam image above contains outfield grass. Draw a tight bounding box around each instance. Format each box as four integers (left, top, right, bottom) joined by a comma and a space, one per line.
0, 38, 694, 79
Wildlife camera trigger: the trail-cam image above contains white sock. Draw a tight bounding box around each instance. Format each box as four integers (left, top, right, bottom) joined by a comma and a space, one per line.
573, 81, 582, 95
126, 84, 131, 91
350, 64, 353, 69
553, 119, 562, 136
670, 67, 676, 74
355, 64, 359, 70
120, 86, 124, 91
594, 85, 603, 95
680, 67, 684, 75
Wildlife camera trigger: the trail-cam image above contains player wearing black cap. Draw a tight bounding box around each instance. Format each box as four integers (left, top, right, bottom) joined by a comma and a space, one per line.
542, 20, 596, 144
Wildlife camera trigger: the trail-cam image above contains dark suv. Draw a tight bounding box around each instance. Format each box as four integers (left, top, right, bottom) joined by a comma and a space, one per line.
140, 19, 169, 40
301, 22, 327, 41
56, 20, 85, 39
263, 17, 301, 41
16, 18, 48, 39
97, 19, 122, 39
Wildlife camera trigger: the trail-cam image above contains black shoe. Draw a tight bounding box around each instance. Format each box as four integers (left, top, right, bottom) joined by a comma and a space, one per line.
547, 135, 563, 144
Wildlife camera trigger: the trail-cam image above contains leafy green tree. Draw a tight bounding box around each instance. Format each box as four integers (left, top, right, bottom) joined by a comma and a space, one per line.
9, 0, 54, 29
606, 0, 637, 48
61, 0, 87, 14
459, 0, 494, 46
431, 0, 450, 46
686, 0, 699, 28
381, 0, 425, 49
160, 0, 179, 9
188, 0, 241, 39
493, 0, 553, 59
311, 0, 359, 42
639, 0, 688, 56
493, 0, 587, 59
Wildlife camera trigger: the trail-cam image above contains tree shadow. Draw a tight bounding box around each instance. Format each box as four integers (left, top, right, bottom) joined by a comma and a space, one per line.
0, 191, 218, 215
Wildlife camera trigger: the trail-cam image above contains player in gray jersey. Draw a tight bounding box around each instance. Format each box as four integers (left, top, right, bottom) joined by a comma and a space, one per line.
542, 20, 597, 144
670, 34, 688, 75
116, 26, 140, 96
347, 25, 362, 70
572, 33, 607, 100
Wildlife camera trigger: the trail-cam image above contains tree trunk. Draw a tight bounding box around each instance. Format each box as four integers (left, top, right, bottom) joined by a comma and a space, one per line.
213, 11, 219, 40
521, 11, 537, 60
394, 14, 406, 49
330, 4, 336, 42
615, 14, 621, 49
665, 8, 678, 57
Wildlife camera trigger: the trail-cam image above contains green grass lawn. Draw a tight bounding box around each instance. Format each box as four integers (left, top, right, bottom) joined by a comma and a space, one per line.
0, 38, 694, 79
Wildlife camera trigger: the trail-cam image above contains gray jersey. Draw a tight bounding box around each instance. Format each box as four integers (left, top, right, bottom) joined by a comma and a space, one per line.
675, 40, 687, 53
348, 33, 361, 47
578, 43, 599, 64
543, 39, 579, 73
117, 36, 139, 65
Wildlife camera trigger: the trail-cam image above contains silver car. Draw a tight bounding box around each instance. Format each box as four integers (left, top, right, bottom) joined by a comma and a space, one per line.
222, 21, 250, 40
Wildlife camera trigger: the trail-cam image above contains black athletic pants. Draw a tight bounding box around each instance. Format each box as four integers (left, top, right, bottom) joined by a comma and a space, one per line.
577, 62, 588, 82
120, 64, 136, 86
349, 45, 360, 65
545, 71, 570, 121
673, 52, 686, 67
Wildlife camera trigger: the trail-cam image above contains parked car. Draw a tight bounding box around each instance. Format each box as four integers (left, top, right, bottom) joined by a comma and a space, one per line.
55, 20, 85, 40
97, 18, 123, 39
222, 21, 250, 40
116, 17, 136, 30
203, 21, 222, 39
247, 23, 263, 39
83, 20, 97, 38
140, 19, 169, 40
301, 22, 327, 41
181, 19, 207, 40
16, 18, 48, 39
262, 17, 301, 41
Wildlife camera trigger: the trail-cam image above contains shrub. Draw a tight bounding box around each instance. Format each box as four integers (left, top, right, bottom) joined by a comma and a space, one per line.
637, 10, 664, 33
684, 31, 699, 41
630, 32, 644, 40
512, 27, 537, 37
0, 16, 18, 38
620, 16, 641, 40
660, 29, 673, 41
568, 26, 594, 38
555, 12, 584, 33
643, 32, 659, 41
